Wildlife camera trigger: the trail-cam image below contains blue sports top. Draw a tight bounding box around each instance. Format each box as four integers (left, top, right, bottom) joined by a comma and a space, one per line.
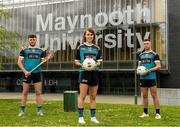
138, 50, 160, 80
75, 43, 102, 72
19, 47, 45, 73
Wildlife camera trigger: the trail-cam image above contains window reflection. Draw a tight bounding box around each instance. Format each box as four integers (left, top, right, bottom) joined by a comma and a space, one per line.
1, 0, 167, 70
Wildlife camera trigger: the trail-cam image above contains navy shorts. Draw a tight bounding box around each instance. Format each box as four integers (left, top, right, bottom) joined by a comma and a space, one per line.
79, 71, 100, 86
140, 79, 157, 87
23, 72, 42, 84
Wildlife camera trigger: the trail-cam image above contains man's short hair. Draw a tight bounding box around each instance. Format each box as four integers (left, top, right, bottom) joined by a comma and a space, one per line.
28, 34, 37, 38
143, 38, 150, 42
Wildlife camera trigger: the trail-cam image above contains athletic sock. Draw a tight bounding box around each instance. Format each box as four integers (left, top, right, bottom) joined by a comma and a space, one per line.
37, 106, 42, 112
144, 108, 148, 114
156, 109, 160, 114
78, 108, 84, 117
90, 109, 96, 117
21, 106, 25, 112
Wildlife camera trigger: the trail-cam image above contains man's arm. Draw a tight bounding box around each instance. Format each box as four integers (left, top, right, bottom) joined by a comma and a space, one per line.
149, 61, 161, 72
137, 61, 141, 67
17, 57, 30, 77
41, 50, 53, 63
146, 53, 161, 73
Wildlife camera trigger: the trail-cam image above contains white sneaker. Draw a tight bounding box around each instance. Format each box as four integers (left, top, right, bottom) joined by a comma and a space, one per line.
37, 111, 44, 116
91, 117, 100, 123
155, 113, 161, 119
18, 112, 25, 117
78, 117, 85, 124
139, 112, 149, 118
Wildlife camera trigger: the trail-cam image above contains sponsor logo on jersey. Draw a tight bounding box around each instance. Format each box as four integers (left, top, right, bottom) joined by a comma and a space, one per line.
28, 54, 39, 59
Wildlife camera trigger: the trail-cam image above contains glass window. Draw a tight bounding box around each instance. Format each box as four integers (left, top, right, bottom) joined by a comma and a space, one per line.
1, 0, 167, 71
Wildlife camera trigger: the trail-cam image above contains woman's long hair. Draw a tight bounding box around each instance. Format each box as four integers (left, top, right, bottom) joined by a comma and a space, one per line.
82, 28, 96, 44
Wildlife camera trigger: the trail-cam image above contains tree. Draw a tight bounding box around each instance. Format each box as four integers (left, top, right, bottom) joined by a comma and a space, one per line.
0, 5, 21, 69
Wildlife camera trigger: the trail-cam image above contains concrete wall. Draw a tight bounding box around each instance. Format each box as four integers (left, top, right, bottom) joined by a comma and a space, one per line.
148, 88, 180, 105
160, 0, 180, 88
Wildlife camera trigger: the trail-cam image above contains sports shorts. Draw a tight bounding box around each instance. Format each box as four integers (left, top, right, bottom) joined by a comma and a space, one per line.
140, 79, 157, 87
23, 72, 42, 84
79, 71, 100, 86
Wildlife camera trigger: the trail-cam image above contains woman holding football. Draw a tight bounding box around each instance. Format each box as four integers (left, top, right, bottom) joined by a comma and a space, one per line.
75, 28, 102, 124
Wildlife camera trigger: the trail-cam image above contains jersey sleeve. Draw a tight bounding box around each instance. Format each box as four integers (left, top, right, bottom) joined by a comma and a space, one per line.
96, 49, 102, 61
41, 50, 46, 58
154, 54, 160, 61
19, 49, 25, 58
75, 49, 80, 61
138, 54, 141, 61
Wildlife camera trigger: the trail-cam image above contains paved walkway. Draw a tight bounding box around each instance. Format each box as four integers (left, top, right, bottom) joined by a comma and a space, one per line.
0, 92, 142, 105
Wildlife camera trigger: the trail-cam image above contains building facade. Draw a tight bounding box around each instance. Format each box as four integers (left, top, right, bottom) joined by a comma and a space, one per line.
0, 0, 178, 95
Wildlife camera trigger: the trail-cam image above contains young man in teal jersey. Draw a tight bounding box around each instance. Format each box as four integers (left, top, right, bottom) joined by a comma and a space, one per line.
138, 39, 161, 119
17, 34, 49, 117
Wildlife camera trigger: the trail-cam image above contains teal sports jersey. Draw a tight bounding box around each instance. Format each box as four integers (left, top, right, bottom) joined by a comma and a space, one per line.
138, 50, 160, 80
75, 43, 102, 72
20, 47, 45, 73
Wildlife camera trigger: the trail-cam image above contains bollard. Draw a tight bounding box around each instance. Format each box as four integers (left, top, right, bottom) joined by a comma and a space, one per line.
63, 91, 78, 112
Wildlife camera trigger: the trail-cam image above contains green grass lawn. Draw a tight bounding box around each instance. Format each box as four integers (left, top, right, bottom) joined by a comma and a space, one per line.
0, 99, 179, 126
